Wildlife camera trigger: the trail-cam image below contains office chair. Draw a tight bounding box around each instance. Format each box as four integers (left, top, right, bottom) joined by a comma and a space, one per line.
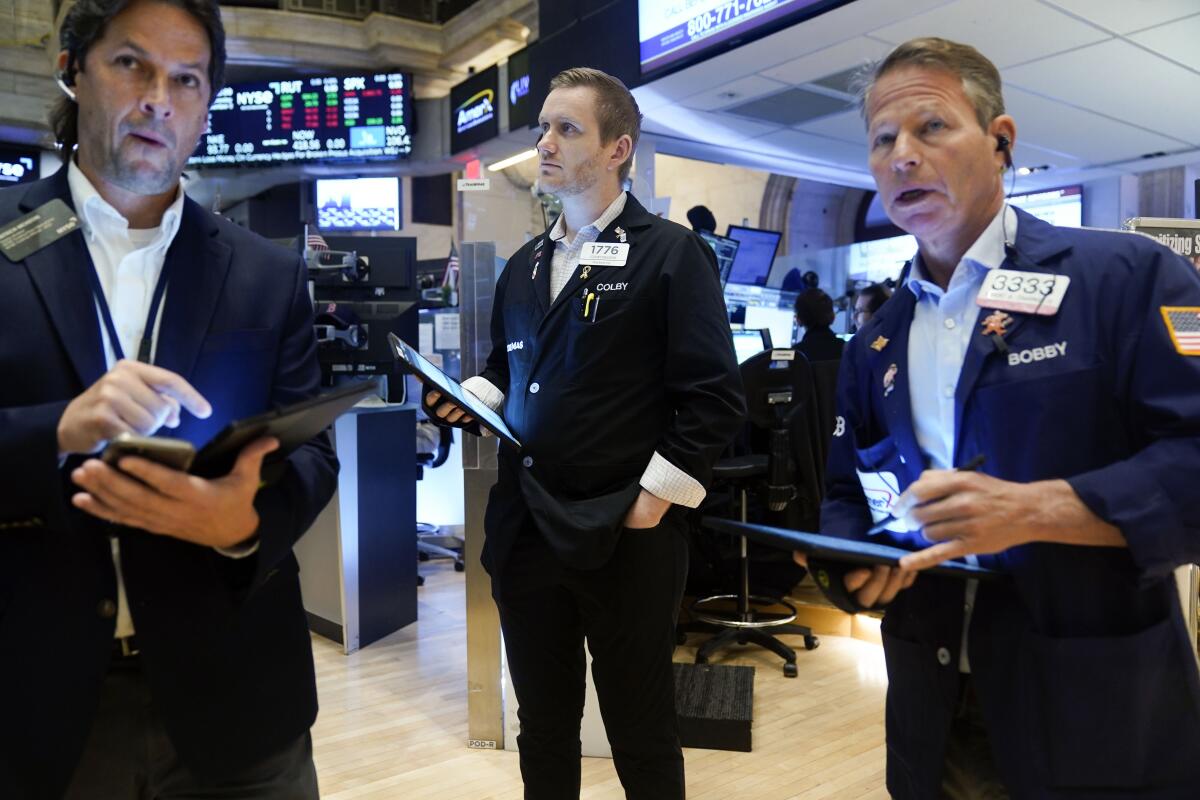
416, 422, 464, 577
690, 349, 822, 677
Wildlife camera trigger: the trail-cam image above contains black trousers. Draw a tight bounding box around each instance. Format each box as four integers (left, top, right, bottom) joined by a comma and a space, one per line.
494, 514, 689, 800
62, 655, 319, 800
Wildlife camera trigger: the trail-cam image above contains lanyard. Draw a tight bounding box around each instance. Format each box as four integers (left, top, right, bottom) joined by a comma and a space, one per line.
84, 254, 172, 364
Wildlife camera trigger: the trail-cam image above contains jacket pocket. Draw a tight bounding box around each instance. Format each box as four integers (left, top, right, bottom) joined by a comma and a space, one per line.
1028, 616, 1200, 788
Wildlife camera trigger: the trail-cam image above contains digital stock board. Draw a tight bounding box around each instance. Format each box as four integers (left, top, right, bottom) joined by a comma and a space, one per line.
190, 72, 414, 166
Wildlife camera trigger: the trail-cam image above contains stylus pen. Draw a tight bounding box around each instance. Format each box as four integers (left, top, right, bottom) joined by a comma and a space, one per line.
865, 453, 987, 537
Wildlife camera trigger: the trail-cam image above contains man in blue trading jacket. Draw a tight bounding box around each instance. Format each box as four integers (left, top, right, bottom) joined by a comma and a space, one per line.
815, 36, 1200, 798
427, 68, 744, 799
0, 1, 337, 797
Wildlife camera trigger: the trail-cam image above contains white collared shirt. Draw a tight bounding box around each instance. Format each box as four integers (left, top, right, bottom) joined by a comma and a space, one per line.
462, 191, 707, 508
69, 161, 186, 640
905, 203, 1016, 672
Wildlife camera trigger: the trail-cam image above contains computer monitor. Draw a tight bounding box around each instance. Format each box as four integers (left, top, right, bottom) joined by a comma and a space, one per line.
731, 328, 771, 364
726, 225, 782, 287
744, 304, 795, 349
698, 231, 740, 285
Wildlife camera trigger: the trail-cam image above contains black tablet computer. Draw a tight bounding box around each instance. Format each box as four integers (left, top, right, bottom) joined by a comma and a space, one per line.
387, 332, 522, 450
704, 518, 1004, 581
190, 379, 381, 479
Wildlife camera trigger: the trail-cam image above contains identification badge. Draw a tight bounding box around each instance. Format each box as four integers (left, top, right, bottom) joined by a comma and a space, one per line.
0, 199, 80, 262
855, 470, 909, 532
580, 241, 629, 267
976, 269, 1070, 315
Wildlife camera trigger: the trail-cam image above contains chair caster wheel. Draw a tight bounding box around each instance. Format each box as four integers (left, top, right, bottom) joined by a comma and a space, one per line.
418, 551, 430, 562
783, 662, 798, 678
454, 561, 466, 572
804, 636, 819, 651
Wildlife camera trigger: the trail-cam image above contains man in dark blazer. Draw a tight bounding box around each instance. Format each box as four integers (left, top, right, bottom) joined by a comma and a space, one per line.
815, 37, 1200, 798
0, 1, 337, 797
428, 68, 744, 799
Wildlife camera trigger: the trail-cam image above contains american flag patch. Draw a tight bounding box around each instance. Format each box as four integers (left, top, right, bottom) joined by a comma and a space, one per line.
1161, 307, 1200, 355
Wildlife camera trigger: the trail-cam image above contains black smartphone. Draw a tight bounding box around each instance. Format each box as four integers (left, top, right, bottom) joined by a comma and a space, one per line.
101, 433, 196, 472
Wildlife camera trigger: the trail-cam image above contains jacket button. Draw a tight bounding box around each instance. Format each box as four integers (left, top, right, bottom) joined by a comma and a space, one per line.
98, 599, 117, 619
529, 382, 540, 394
522, 456, 533, 468
936, 646, 952, 666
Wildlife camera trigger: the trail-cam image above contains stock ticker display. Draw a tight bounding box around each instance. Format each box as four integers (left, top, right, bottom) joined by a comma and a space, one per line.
189, 72, 414, 167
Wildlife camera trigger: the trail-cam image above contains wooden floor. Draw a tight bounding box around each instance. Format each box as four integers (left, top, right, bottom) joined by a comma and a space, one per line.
311, 562, 890, 799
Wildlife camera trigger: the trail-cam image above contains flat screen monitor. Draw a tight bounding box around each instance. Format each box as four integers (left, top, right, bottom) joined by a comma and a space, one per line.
190, 72, 414, 167
726, 225, 782, 287
1010, 185, 1082, 228
731, 327, 771, 364
744, 304, 795, 349
450, 65, 500, 154
699, 231, 740, 285
0, 144, 38, 185
315, 177, 401, 232
638, 0, 851, 76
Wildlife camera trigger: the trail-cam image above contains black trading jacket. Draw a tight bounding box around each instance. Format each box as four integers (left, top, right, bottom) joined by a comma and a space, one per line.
478, 193, 745, 577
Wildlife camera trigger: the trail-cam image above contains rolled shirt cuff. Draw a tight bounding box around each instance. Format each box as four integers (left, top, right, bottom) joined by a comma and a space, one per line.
460, 376, 505, 437
640, 451, 706, 508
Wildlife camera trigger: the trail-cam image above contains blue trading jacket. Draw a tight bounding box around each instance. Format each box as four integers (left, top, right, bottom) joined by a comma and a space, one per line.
823, 207, 1200, 798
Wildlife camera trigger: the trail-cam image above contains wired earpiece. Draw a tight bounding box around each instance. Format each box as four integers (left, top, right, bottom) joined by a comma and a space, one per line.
996, 134, 1013, 169
55, 70, 76, 101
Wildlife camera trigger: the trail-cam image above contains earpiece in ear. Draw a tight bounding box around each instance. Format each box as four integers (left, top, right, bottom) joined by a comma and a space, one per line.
995, 134, 1013, 169
55, 71, 76, 101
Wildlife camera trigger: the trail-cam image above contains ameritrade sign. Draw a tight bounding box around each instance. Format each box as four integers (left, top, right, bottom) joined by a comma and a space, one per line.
456, 89, 496, 135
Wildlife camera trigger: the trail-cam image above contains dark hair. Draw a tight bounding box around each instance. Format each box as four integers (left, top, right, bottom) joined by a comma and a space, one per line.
686, 205, 716, 233
794, 288, 835, 329
49, 0, 226, 154
857, 283, 892, 315
548, 67, 642, 182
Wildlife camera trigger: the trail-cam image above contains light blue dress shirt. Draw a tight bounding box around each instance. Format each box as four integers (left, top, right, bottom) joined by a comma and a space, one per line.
904, 203, 1016, 672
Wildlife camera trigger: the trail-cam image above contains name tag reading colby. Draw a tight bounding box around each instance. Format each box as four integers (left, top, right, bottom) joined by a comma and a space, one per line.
0, 199, 80, 262
977, 268, 1070, 315
581, 241, 629, 268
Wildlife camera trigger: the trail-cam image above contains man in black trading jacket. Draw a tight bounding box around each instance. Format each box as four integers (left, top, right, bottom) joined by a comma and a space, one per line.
427, 68, 745, 799
0, 1, 337, 797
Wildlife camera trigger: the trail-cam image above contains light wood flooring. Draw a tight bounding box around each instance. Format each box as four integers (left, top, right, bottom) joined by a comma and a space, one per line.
311, 562, 890, 799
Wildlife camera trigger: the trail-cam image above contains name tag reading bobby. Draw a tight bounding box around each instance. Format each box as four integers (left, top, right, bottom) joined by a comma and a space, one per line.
581, 242, 629, 267
977, 268, 1070, 315
0, 199, 80, 263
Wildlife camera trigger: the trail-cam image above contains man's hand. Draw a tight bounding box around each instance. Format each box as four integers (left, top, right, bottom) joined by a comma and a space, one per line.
895, 470, 1125, 572
623, 489, 671, 530
58, 360, 212, 456
424, 389, 475, 426
793, 552, 916, 608
70, 437, 279, 549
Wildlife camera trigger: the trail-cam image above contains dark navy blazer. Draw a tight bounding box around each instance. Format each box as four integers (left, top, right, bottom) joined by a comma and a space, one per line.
823, 208, 1200, 798
0, 168, 338, 798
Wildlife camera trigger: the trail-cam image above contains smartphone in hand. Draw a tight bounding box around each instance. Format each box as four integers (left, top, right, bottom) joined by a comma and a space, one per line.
101, 433, 196, 472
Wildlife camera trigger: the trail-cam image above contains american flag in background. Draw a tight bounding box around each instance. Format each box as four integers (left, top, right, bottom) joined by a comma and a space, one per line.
306, 231, 329, 252
1162, 307, 1200, 355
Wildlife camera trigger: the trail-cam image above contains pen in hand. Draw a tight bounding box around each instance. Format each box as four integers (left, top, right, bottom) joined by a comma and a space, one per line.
865, 453, 987, 536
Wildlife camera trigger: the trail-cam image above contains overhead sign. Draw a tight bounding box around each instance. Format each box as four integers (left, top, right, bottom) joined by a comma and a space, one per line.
506, 45, 535, 132
0, 145, 39, 185
450, 65, 500, 154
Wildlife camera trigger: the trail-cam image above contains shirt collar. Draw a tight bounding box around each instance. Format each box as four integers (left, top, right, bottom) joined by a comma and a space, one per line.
67, 158, 185, 249
907, 204, 1016, 300
548, 191, 628, 244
